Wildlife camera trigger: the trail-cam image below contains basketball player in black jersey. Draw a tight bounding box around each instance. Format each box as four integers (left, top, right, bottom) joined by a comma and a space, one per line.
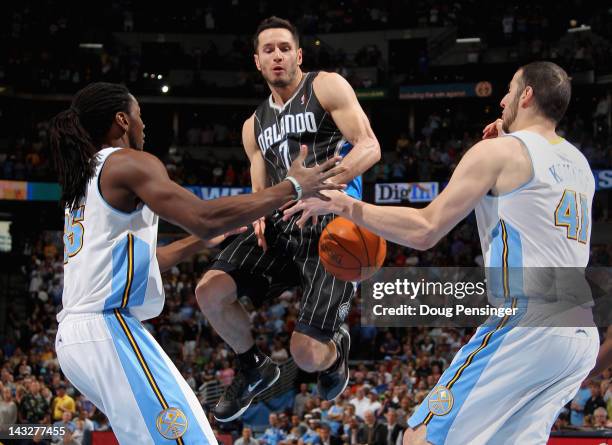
195, 16, 381, 422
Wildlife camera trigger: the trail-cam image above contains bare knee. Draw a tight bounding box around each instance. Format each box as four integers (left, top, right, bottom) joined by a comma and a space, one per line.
403, 425, 430, 445
195, 270, 237, 314
290, 332, 330, 373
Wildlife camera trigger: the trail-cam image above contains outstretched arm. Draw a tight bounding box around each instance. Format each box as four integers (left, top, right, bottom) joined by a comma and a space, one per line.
314, 72, 381, 184
106, 147, 344, 240
284, 138, 514, 249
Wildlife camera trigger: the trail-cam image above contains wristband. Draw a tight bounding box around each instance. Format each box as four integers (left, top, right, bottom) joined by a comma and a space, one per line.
284, 176, 303, 200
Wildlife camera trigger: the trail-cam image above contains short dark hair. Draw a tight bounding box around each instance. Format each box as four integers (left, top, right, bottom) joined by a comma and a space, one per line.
253, 16, 299, 52
518, 61, 571, 124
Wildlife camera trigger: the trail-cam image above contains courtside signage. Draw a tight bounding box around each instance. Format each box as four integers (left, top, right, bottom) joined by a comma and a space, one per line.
375, 182, 439, 203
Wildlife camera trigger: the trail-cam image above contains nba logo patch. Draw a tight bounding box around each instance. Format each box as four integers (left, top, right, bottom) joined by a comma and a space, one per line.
428, 385, 454, 416
156, 407, 188, 439
300, 93, 305, 105
338, 302, 350, 321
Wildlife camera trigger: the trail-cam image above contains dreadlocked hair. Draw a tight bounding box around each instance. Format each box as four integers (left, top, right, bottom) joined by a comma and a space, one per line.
49, 82, 131, 210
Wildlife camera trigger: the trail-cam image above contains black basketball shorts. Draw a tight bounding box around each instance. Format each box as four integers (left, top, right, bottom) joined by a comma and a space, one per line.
209, 211, 355, 342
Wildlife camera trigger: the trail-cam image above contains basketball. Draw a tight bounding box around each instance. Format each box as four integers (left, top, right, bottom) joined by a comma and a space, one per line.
318, 217, 386, 282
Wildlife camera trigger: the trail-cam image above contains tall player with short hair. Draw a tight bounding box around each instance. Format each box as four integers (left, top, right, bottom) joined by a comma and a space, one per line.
51, 82, 343, 444
284, 61, 600, 444
196, 16, 381, 422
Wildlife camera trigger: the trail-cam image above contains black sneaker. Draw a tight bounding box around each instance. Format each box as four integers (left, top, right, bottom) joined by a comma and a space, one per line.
317, 326, 350, 401
213, 356, 280, 422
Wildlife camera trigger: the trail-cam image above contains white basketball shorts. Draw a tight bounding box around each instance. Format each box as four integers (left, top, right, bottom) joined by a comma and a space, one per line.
408, 302, 599, 445
56, 310, 218, 445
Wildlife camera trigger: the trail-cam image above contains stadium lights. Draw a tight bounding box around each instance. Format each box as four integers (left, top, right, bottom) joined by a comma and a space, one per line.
157, 74, 163, 80
567, 25, 591, 33
161, 85, 170, 93
79, 43, 103, 49
456, 38, 481, 44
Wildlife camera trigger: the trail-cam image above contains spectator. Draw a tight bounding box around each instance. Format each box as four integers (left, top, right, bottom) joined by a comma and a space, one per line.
326, 397, 344, 436
384, 408, 404, 445
270, 340, 289, 363
75, 409, 95, 433
591, 406, 612, 429
357, 410, 386, 445
317, 423, 341, 445
301, 418, 322, 445
349, 388, 370, 419
51, 383, 76, 421
0, 386, 18, 427
584, 381, 606, 418
19, 379, 50, 424
235, 427, 259, 445
380, 332, 401, 357
366, 390, 383, 416
52, 411, 76, 444
260, 413, 286, 445
294, 383, 311, 420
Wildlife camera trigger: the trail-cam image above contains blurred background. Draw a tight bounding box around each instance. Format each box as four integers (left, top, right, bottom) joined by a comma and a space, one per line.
0, 1, 611, 444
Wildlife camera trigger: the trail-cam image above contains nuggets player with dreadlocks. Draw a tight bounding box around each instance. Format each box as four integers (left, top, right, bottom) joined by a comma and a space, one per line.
50, 82, 343, 444
196, 17, 381, 422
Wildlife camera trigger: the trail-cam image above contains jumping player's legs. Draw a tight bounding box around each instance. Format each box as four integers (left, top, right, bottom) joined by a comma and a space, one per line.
289, 215, 355, 399
195, 269, 253, 354
56, 312, 217, 445
197, 217, 296, 421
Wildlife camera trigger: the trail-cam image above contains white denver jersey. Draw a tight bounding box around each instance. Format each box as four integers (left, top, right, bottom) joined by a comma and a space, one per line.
475, 130, 594, 301
58, 147, 164, 322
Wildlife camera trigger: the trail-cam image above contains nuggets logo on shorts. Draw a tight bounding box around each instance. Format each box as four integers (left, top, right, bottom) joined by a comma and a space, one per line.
156, 407, 188, 439
428, 385, 454, 416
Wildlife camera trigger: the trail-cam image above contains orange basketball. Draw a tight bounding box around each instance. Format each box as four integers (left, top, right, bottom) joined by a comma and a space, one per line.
318, 217, 387, 282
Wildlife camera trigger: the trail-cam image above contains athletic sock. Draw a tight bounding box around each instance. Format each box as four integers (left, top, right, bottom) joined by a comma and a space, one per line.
237, 344, 266, 370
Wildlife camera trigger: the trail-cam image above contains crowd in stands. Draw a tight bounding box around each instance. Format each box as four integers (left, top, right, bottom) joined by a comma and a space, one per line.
1, 91, 611, 198
0, 2, 611, 443
4, 0, 611, 38
0, 214, 610, 443
2, 0, 612, 96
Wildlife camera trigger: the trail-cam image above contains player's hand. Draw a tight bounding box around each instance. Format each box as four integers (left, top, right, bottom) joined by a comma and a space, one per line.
482, 118, 505, 139
282, 190, 343, 228
253, 217, 268, 251
287, 145, 346, 200
202, 226, 248, 248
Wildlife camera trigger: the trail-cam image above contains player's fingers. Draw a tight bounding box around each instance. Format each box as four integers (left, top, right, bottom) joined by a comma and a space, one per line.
316, 155, 343, 173
482, 122, 496, 138
293, 144, 308, 166
317, 182, 345, 192
282, 202, 305, 219
297, 211, 311, 228
315, 191, 333, 201
227, 226, 248, 236
495, 119, 504, 135
256, 231, 268, 251
279, 200, 297, 211
320, 166, 346, 181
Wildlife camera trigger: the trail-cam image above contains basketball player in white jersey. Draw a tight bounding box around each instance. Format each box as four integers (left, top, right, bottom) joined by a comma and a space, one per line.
48, 82, 344, 445
283, 61, 600, 444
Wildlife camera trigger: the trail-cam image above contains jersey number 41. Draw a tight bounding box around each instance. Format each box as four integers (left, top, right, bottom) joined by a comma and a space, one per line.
554, 190, 588, 244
